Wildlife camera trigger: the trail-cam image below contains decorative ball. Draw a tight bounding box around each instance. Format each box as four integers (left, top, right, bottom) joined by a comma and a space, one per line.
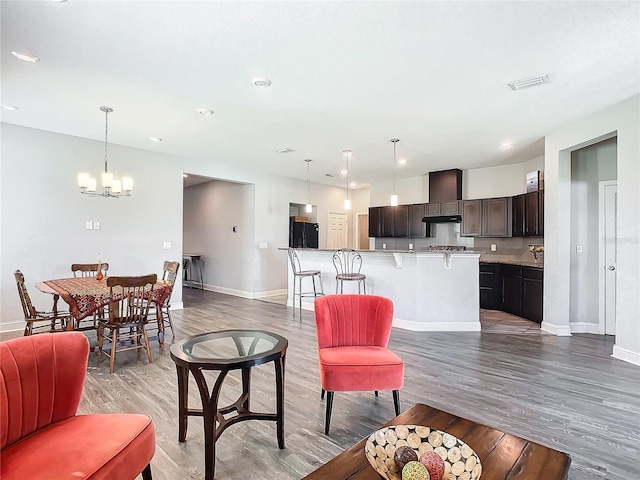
394, 445, 418, 469
419, 451, 445, 480
402, 461, 430, 480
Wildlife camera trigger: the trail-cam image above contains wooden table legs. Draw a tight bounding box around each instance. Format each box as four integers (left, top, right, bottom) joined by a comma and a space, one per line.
175, 355, 286, 480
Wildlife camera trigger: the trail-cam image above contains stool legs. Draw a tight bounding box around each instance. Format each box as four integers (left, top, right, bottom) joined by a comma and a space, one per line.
293, 273, 324, 318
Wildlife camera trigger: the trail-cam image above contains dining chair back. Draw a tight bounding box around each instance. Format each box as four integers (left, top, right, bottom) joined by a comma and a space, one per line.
314, 294, 404, 434
14, 270, 69, 336
71, 262, 110, 278
332, 248, 367, 294
147, 261, 180, 341
97, 274, 156, 373
0, 332, 155, 479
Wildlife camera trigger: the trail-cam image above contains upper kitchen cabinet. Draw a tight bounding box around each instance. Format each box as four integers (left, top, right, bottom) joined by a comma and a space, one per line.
409, 203, 428, 237
512, 190, 544, 237
393, 205, 409, 237
461, 197, 512, 237
429, 169, 463, 202
424, 201, 460, 216
369, 206, 382, 237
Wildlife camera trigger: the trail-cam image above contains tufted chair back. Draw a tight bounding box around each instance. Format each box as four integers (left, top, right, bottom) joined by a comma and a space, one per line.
314, 294, 393, 349
0, 332, 88, 449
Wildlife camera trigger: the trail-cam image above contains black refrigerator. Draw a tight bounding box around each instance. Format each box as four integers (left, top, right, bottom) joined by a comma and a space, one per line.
289, 220, 319, 248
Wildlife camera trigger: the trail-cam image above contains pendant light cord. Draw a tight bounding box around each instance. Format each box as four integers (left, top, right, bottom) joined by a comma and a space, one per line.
104, 108, 109, 174
391, 138, 399, 196
306, 159, 311, 204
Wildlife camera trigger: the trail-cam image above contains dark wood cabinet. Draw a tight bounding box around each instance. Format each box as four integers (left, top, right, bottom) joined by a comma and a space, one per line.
480, 262, 501, 310
462, 197, 511, 237
409, 203, 428, 237
425, 201, 460, 216
393, 205, 409, 237
428, 169, 462, 203
501, 265, 523, 316
512, 194, 525, 237
522, 267, 543, 323
513, 190, 544, 237
368, 207, 382, 238
461, 200, 482, 236
381, 207, 395, 237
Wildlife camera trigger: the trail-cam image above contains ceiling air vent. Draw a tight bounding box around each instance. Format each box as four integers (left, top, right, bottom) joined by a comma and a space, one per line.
325, 173, 335, 178
508, 75, 550, 91
276, 147, 295, 153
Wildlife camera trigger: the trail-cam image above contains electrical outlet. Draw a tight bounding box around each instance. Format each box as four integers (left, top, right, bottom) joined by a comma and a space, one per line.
94, 221, 101, 230
408, 243, 414, 250
576, 245, 583, 255
382, 243, 387, 249
85, 221, 93, 230
163, 242, 171, 250
232, 226, 238, 233
491, 244, 497, 252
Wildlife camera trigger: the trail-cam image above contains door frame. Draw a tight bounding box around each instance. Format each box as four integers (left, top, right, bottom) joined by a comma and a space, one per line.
598, 180, 617, 335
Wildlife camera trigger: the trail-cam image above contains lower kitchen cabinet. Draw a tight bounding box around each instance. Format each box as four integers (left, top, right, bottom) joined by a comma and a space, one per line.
483, 263, 544, 323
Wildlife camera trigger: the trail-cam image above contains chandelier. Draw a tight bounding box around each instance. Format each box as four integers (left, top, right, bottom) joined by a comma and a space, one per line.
78, 106, 133, 197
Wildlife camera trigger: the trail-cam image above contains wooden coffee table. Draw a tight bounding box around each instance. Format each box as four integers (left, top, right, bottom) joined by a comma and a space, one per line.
302, 403, 571, 480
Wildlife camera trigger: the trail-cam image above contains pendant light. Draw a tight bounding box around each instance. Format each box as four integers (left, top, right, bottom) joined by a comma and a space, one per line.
78, 106, 133, 198
390, 138, 399, 206
343, 149, 352, 210
305, 159, 313, 213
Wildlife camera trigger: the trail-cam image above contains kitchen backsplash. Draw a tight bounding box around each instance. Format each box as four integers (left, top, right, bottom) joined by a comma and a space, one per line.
475, 237, 544, 264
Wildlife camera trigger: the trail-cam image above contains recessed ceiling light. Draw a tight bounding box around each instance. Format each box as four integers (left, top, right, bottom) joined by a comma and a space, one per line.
350, 182, 357, 187
197, 107, 214, 116
508, 75, 549, 91
11, 51, 39, 63
49, 0, 68, 3
148, 137, 163, 142
183, 174, 189, 178
398, 158, 407, 165
276, 147, 294, 153
1, 105, 19, 111
499, 142, 514, 148
252, 77, 271, 87
340, 169, 348, 176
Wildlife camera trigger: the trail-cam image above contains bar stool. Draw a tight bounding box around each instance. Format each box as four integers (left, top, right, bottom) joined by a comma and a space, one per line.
288, 248, 324, 317
332, 248, 366, 294
183, 254, 204, 290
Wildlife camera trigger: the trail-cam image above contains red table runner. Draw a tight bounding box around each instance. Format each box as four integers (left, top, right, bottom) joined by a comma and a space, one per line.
44, 277, 171, 320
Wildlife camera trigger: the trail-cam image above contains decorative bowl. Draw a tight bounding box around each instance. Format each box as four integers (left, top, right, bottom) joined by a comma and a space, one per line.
364, 424, 482, 480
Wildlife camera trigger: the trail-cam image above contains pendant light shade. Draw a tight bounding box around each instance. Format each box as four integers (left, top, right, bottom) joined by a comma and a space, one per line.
305, 159, 313, 213
390, 138, 399, 206
343, 149, 352, 210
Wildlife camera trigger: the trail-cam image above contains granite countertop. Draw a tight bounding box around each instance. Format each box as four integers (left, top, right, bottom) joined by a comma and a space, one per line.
282, 247, 484, 254
480, 257, 544, 269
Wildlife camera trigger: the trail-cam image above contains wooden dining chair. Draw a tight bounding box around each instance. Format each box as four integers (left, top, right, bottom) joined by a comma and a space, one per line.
71, 262, 109, 278
97, 274, 156, 373
14, 270, 70, 336
147, 261, 180, 341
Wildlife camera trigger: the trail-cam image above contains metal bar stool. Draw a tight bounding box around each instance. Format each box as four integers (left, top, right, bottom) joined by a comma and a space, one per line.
332, 248, 366, 294
287, 248, 324, 318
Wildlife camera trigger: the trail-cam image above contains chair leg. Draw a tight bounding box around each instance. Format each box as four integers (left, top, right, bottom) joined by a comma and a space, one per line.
292, 276, 297, 317
97, 325, 104, 362
142, 463, 152, 480
320, 388, 325, 399
363, 279, 367, 294
325, 391, 334, 435
375, 391, 379, 397
109, 327, 118, 374
142, 327, 153, 364
165, 308, 175, 338
298, 278, 303, 317
393, 389, 401, 416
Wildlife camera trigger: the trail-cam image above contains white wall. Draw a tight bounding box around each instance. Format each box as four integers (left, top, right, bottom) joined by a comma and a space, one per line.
544, 94, 639, 365
570, 138, 617, 326
0, 124, 184, 325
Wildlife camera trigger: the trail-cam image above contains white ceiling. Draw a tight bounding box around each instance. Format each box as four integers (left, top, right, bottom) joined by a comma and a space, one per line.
2, 1, 638, 188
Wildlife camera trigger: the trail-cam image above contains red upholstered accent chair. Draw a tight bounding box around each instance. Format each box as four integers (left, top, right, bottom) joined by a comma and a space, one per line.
314, 294, 404, 434
0, 332, 155, 480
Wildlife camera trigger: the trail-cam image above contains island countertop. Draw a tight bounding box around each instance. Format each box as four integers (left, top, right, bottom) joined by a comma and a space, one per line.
285, 248, 481, 332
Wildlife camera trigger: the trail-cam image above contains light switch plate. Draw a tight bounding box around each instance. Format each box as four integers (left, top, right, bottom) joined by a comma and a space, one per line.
85, 221, 93, 230
163, 242, 171, 250
576, 245, 583, 255
94, 221, 101, 230
259, 242, 268, 249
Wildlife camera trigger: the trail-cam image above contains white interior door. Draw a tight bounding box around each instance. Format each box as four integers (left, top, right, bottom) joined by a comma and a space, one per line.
600, 181, 618, 335
327, 212, 348, 250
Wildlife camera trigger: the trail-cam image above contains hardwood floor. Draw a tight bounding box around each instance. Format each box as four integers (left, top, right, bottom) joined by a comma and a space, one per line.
28, 290, 640, 479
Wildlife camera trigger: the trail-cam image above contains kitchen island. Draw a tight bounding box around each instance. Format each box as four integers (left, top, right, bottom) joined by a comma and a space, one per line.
286, 249, 481, 332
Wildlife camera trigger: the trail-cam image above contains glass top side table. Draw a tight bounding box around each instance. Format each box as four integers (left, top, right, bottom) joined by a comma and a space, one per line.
170, 329, 288, 480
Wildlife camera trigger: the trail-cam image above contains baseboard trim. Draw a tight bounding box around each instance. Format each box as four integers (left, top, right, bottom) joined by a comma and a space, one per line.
202, 285, 287, 301
393, 318, 481, 332
0, 321, 24, 334
170, 302, 184, 311
569, 322, 601, 334
541, 321, 572, 336
612, 345, 640, 366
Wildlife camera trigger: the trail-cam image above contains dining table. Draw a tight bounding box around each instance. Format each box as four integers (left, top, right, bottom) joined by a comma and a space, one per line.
36, 276, 172, 345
